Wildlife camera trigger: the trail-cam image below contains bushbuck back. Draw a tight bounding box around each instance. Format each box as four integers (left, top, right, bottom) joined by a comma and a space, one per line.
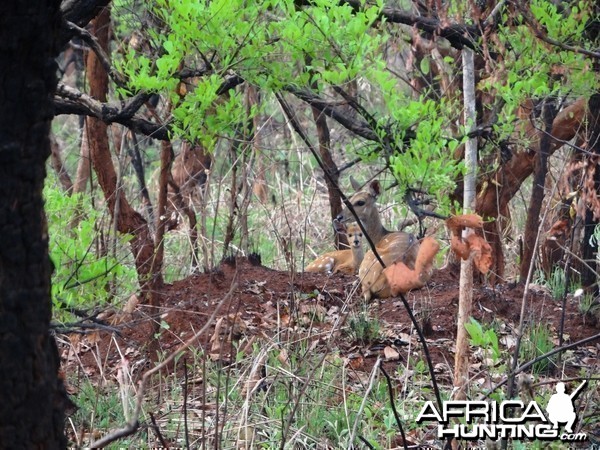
336, 180, 421, 300
305, 223, 364, 274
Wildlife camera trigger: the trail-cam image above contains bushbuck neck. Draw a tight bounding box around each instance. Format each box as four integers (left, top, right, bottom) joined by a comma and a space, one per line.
336, 180, 391, 245
336, 179, 424, 300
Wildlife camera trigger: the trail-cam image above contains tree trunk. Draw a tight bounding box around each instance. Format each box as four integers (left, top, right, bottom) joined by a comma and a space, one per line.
85, 7, 160, 301
581, 94, 600, 291
311, 107, 346, 249
306, 56, 345, 249
454, 47, 477, 401
0, 0, 68, 447
72, 122, 91, 194
476, 97, 588, 278
519, 99, 557, 280
50, 132, 74, 193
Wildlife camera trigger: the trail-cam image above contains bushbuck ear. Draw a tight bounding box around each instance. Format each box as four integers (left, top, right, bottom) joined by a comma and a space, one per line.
368, 180, 381, 197
350, 176, 361, 191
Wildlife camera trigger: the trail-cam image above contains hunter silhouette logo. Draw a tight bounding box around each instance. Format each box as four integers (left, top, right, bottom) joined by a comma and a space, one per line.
546, 380, 586, 433
416, 380, 587, 442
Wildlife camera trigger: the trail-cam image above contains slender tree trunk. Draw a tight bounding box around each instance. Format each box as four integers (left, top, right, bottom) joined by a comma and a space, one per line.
73, 122, 91, 193
476, 97, 588, 278
129, 132, 155, 227
454, 47, 477, 401
311, 107, 346, 248
307, 56, 345, 248
154, 137, 174, 286
0, 0, 68, 446
85, 7, 160, 301
519, 99, 556, 281
50, 132, 74, 193
581, 94, 600, 291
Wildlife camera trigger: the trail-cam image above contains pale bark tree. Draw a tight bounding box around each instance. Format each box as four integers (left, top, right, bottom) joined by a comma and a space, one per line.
454, 47, 477, 401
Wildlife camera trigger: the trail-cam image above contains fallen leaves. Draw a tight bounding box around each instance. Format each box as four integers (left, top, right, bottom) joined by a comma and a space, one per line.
383, 237, 440, 296
447, 214, 492, 274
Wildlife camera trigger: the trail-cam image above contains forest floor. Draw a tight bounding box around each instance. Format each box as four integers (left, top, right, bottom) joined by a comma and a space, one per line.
62, 255, 599, 376
59, 256, 600, 447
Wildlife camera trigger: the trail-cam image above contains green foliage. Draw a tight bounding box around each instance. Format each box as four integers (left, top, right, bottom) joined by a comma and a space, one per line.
348, 309, 381, 345
116, 0, 386, 148
465, 317, 501, 363
482, 0, 597, 140
547, 267, 567, 300
521, 322, 554, 374
45, 181, 136, 322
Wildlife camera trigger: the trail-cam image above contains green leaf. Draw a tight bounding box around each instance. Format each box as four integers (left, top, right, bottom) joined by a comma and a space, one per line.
420, 57, 430, 75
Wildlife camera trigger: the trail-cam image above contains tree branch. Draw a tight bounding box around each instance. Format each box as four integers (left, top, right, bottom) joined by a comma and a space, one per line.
54, 83, 169, 140
518, 3, 600, 60
285, 86, 380, 141
342, 0, 480, 51
59, 0, 111, 46
65, 21, 127, 87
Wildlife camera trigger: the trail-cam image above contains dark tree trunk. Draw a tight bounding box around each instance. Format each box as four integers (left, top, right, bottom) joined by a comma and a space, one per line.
0, 0, 68, 447
581, 94, 600, 291
311, 107, 346, 249
519, 99, 557, 281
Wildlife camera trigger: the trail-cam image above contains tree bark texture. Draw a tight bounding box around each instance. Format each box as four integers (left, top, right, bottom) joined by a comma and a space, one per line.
0, 0, 68, 447
519, 99, 557, 281
580, 94, 600, 290
476, 97, 588, 278
454, 47, 477, 401
85, 7, 159, 300
311, 107, 346, 249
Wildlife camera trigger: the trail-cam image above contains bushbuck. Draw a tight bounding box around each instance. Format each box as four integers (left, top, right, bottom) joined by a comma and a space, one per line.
335, 180, 421, 300
305, 222, 364, 274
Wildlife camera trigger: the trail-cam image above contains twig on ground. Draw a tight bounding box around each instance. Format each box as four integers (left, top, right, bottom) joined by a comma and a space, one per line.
349, 357, 381, 445
380, 364, 408, 450
149, 412, 168, 448
89, 278, 239, 448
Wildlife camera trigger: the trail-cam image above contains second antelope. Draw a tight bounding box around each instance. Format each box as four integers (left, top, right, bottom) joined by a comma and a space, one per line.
305, 222, 364, 274
336, 179, 426, 301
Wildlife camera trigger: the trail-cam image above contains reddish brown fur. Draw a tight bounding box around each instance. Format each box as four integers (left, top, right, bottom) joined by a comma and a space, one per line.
305, 223, 364, 274
336, 180, 421, 300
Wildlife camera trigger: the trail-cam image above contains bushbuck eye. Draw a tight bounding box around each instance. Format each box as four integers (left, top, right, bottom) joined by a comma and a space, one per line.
355, 200, 366, 206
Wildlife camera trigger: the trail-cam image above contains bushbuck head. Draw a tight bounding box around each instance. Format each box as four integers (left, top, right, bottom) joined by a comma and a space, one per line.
335, 179, 427, 300
305, 221, 364, 274
336, 179, 390, 245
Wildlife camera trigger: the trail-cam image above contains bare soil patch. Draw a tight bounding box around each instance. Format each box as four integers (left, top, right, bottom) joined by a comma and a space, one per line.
61, 256, 599, 384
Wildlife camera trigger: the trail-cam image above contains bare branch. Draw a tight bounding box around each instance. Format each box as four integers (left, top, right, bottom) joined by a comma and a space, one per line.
59, 0, 111, 46
54, 84, 169, 140
342, 0, 480, 51
65, 21, 127, 87
285, 86, 380, 141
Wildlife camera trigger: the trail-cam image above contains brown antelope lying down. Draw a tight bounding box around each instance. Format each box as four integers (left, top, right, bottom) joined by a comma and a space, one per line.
305, 222, 364, 274
336, 180, 427, 301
